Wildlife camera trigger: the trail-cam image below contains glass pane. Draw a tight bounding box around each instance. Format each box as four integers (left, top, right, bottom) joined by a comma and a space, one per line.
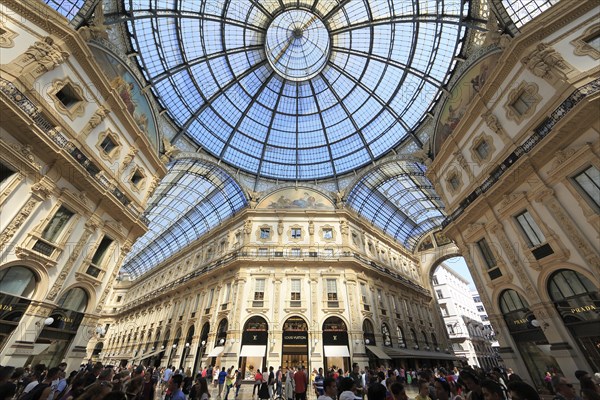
41, 206, 74, 242
58, 288, 88, 312
0, 266, 36, 298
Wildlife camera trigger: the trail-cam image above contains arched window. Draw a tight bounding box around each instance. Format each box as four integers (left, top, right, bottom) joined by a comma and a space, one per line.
93, 342, 103, 356
245, 316, 268, 331
57, 287, 88, 312
363, 319, 376, 345
216, 319, 228, 345
185, 326, 194, 346
431, 333, 438, 350
548, 269, 599, 323
382, 323, 392, 347
396, 326, 406, 348
410, 328, 419, 348
499, 289, 529, 313
422, 331, 429, 348
0, 266, 36, 298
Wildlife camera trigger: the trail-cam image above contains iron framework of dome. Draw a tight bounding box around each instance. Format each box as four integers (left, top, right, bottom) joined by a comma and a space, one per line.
121, 0, 469, 181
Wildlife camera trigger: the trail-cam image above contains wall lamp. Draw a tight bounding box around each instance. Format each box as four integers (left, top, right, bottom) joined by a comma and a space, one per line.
36, 317, 54, 327
219, 338, 225, 345
530, 319, 549, 329
365, 339, 370, 345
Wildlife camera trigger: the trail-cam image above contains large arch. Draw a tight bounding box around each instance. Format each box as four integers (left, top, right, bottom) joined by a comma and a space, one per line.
120, 157, 248, 278
0, 261, 50, 302
346, 159, 446, 251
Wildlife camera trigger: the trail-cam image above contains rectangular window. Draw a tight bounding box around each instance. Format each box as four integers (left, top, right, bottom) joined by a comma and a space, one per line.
291, 248, 301, 257
260, 228, 270, 239
436, 290, 444, 299
377, 289, 385, 308
447, 324, 455, 334
0, 162, 15, 184
440, 304, 449, 316
291, 228, 301, 239
326, 279, 337, 301
223, 283, 231, 303
477, 306, 485, 312
574, 166, 600, 208
361, 283, 368, 304
515, 210, 545, 247
432, 275, 439, 285
254, 279, 265, 301
91, 236, 113, 266
391, 296, 398, 312
291, 279, 301, 302
323, 248, 334, 257
585, 32, 600, 51
511, 91, 535, 116
100, 135, 117, 153
206, 288, 214, 308
41, 206, 74, 243
258, 248, 268, 257
475, 140, 489, 160
449, 175, 460, 190
477, 238, 497, 269
323, 228, 333, 239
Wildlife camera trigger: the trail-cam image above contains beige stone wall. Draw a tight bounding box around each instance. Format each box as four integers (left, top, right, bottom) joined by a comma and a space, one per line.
427, 0, 600, 384
0, 0, 165, 369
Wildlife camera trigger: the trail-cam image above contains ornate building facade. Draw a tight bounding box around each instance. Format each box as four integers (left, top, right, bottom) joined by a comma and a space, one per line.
0, 0, 597, 391
427, 0, 600, 388
0, 1, 166, 367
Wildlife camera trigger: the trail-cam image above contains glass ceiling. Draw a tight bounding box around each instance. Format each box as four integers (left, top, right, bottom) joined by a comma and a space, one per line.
120, 158, 247, 278
43, 0, 86, 20
500, 0, 560, 29
123, 0, 468, 180
346, 160, 445, 251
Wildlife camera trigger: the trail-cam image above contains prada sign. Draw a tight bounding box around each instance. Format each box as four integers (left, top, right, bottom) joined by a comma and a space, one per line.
0, 293, 31, 323
46, 308, 85, 333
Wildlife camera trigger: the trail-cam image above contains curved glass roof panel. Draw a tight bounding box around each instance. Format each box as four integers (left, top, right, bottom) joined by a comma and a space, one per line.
500, 0, 560, 29
123, 0, 468, 180
120, 158, 248, 278
347, 160, 445, 251
43, 0, 87, 20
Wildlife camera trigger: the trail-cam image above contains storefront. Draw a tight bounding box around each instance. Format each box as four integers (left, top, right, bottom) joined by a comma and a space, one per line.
547, 269, 600, 371
206, 318, 228, 366
282, 316, 308, 369
193, 322, 210, 372
239, 316, 268, 377
322, 317, 350, 371
0, 266, 36, 350
500, 289, 561, 389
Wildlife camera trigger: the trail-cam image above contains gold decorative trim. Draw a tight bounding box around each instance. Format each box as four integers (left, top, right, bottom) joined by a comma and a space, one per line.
47, 78, 86, 121
504, 81, 542, 124
571, 23, 600, 60
0, 22, 18, 48
521, 43, 572, 81
82, 106, 111, 137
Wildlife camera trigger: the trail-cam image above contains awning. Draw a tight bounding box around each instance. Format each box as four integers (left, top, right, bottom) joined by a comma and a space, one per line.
139, 348, 163, 360
33, 343, 51, 355
323, 345, 350, 357
383, 348, 462, 360
207, 346, 225, 357
366, 345, 391, 360
108, 353, 132, 359
239, 345, 266, 357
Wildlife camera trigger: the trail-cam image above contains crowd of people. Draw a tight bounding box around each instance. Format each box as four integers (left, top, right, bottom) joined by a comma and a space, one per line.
0, 361, 598, 400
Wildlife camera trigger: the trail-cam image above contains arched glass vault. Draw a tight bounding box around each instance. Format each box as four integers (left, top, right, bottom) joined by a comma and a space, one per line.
347, 160, 445, 251
120, 158, 248, 278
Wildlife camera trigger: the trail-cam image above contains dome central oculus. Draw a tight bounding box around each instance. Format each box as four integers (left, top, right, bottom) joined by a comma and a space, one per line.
266, 9, 329, 81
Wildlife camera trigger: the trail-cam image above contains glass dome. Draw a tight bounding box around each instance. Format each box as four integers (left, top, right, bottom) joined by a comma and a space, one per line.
124, 0, 467, 180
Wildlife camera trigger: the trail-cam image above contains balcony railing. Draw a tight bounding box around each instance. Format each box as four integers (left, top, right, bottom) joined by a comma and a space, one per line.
0, 78, 141, 218
443, 78, 600, 228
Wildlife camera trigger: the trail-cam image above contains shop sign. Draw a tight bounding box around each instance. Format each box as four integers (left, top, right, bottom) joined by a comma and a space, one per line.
0, 293, 31, 322
282, 331, 308, 344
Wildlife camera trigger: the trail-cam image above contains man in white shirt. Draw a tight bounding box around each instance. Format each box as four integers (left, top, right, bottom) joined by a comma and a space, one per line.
317, 377, 337, 400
